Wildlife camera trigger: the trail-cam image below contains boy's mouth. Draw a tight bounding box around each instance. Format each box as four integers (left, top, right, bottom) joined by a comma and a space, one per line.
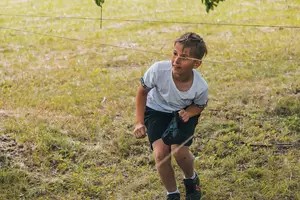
173, 66, 181, 71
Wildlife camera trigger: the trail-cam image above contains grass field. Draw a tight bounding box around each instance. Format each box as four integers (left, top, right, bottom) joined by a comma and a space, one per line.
0, 0, 300, 199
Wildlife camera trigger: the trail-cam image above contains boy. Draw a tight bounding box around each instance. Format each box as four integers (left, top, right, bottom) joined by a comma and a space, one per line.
134, 32, 208, 200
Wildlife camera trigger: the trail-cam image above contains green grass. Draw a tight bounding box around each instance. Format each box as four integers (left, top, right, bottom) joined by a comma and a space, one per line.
0, 0, 300, 199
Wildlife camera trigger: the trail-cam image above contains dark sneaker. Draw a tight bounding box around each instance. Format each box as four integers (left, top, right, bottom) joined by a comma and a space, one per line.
167, 193, 180, 200
183, 173, 201, 200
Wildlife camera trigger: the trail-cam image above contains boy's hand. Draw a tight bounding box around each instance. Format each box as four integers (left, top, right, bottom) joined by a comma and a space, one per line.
178, 109, 190, 122
134, 123, 147, 139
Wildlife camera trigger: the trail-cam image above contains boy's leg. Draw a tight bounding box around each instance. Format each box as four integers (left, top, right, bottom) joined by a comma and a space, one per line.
171, 145, 194, 178
152, 139, 177, 193
172, 145, 201, 199
171, 114, 199, 178
144, 107, 178, 193
171, 114, 201, 199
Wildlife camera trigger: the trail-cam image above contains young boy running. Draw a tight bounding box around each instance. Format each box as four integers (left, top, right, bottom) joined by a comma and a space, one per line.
134, 32, 208, 200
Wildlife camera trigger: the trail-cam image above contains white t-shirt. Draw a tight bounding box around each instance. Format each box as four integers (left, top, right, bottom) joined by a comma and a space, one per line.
141, 60, 208, 113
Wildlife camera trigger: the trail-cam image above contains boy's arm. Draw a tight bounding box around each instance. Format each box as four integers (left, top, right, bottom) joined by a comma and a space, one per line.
178, 105, 205, 123
134, 85, 149, 138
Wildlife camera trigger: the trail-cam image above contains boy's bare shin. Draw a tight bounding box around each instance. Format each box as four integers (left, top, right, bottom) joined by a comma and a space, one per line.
172, 145, 195, 178
153, 139, 177, 192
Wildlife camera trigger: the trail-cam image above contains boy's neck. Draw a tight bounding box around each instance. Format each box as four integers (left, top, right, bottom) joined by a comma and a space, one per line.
172, 71, 193, 83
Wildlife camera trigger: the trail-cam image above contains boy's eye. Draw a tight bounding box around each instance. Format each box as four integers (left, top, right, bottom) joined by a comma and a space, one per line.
172, 52, 193, 61
181, 56, 188, 60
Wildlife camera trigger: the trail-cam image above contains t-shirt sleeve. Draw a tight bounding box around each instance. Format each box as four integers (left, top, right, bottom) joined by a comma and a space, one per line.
140, 62, 158, 90
194, 88, 208, 108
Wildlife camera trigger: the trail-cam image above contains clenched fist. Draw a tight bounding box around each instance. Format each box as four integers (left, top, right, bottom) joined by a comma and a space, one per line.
178, 109, 190, 122
133, 123, 147, 139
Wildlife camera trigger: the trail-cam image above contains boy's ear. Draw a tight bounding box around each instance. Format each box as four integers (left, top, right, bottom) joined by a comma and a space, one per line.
193, 60, 202, 69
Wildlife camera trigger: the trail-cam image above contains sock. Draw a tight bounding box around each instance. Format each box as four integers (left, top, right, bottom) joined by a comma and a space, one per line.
167, 189, 180, 195
184, 172, 196, 180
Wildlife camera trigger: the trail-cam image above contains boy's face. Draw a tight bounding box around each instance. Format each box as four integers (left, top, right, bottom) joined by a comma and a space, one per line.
171, 42, 201, 77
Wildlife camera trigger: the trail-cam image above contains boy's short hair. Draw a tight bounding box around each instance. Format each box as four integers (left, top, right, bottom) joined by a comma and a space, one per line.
174, 32, 207, 60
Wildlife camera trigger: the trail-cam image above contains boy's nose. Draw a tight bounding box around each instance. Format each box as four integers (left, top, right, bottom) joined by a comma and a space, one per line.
173, 56, 180, 64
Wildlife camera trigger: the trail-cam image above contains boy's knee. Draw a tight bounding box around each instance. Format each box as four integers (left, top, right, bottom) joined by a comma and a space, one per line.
173, 151, 187, 161
152, 139, 171, 163
172, 148, 193, 162
154, 150, 170, 163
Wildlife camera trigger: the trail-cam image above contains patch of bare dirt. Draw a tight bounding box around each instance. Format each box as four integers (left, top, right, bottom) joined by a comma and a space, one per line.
13, 0, 31, 2
0, 134, 27, 169
257, 27, 276, 33
0, 110, 20, 118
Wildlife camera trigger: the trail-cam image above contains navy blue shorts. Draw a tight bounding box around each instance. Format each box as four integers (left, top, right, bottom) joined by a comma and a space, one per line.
144, 106, 199, 149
